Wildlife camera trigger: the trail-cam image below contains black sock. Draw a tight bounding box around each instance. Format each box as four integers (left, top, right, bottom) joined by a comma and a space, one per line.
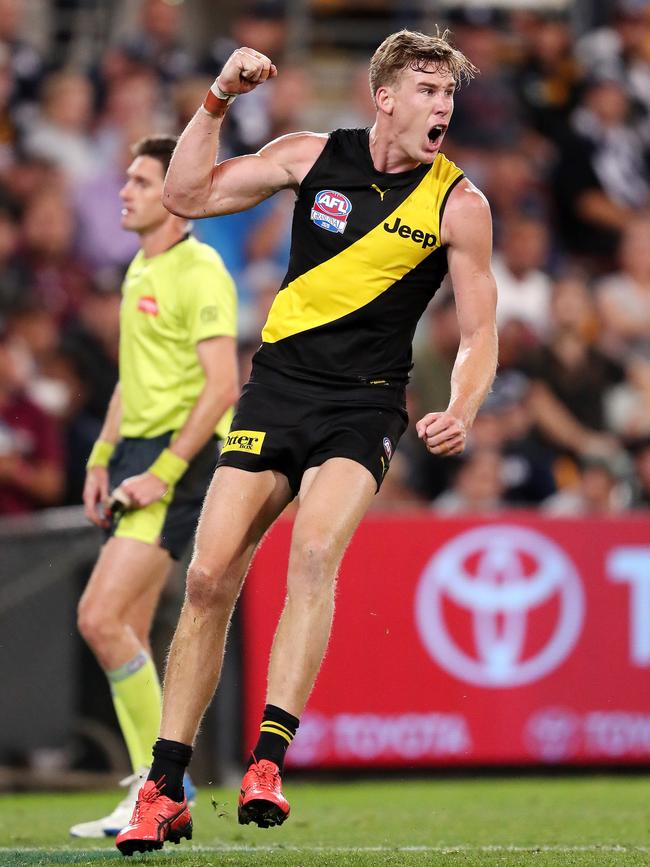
247, 704, 299, 773
148, 738, 193, 802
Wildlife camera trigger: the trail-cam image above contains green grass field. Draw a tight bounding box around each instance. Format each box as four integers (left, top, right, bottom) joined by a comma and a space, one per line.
1, 775, 649, 866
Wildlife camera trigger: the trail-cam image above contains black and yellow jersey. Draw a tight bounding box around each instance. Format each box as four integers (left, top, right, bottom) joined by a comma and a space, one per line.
253, 127, 463, 395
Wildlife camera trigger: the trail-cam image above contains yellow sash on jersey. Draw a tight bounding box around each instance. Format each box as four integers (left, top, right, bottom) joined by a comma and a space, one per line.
262, 153, 463, 344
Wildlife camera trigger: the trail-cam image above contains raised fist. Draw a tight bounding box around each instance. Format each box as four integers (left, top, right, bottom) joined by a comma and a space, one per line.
216, 47, 277, 96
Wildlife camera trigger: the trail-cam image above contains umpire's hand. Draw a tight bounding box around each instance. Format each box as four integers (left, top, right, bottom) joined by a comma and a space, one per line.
118, 472, 168, 508
83, 466, 110, 527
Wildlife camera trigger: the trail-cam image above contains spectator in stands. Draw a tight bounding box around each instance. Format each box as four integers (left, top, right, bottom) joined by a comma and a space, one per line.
447, 10, 522, 182
202, 2, 288, 157
0, 154, 62, 209
411, 290, 459, 421
605, 351, 650, 439
266, 65, 313, 139
0, 324, 64, 515
483, 148, 548, 243
547, 272, 601, 343
524, 276, 624, 457
116, 0, 194, 86
6, 296, 54, 357
0, 41, 19, 172
244, 190, 293, 275
60, 279, 120, 502
629, 436, 650, 508
496, 317, 539, 376
514, 11, 583, 145
332, 61, 376, 129
75, 69, 166, 274
20, 185, 92, 323
4, 299, 73, 420
576, 0, 650, 117
0, 198, 28, 314
542, 453, 629, 514
95, 68, 167, 171
407, 290, 461, 500
173, 75, 214, 130
22, 71, 99, 186
553, 71, 650, 265
73, 158, 140, 274
493, 214, 553, 340
484, 371, 557, 506
596, 212, 650, 359
60, 278, 120, 423
432, 447, 506, 514
238, 259, 286, 348
0, 0, 44, 108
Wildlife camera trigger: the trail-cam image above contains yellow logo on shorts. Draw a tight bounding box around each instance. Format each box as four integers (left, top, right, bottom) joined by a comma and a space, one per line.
222, 429, 266, 455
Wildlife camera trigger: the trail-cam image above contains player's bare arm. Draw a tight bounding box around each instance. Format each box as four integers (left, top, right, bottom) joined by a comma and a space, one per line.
163, 47, 327, 219
416, 179, 498, 456
83, 383, 121, 527
119, 336, 239, 509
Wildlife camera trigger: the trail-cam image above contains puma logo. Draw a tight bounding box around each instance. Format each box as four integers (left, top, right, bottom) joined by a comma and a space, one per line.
371, 184, 389, 202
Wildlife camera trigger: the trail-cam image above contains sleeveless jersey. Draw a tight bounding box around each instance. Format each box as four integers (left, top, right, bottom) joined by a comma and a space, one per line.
253, 128, 464, 391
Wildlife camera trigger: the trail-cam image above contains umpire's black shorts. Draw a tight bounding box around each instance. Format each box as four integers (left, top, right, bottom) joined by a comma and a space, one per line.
105, 432, 218, 560
217, 365, 409, 496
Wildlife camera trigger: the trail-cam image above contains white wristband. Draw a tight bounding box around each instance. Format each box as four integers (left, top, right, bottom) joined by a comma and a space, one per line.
211, 82, 237, 104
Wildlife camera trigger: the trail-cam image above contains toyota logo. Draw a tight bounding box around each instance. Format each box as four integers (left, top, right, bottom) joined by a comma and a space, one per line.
415, 525, 585, 688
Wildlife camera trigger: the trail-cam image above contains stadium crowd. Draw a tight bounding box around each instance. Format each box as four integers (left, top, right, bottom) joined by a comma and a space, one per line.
1, 0, 650, 517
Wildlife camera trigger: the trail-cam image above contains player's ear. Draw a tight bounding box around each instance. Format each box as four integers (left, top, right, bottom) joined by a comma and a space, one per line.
375, 85, 395, 116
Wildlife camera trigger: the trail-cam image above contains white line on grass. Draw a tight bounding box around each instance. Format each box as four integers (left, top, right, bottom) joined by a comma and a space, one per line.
2, 845, 650, 854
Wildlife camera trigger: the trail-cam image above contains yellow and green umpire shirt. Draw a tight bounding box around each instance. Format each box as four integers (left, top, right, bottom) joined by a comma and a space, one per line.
119, 235, 237, 441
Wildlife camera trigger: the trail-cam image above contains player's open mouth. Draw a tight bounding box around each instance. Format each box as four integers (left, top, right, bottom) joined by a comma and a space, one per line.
427, 125, 446, 145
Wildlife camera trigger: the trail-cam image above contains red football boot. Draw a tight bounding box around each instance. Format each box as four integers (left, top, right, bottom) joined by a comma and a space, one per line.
116, 779, 192, 856
238, 759, 290, 828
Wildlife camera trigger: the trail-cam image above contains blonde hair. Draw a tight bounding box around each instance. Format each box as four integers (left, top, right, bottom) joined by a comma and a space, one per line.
369, 29, 478, 105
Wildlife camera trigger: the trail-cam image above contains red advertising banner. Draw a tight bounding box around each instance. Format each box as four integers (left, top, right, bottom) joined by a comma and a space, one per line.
242, 514, 650, 767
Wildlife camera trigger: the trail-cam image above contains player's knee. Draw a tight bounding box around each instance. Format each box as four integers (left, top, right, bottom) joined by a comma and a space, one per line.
185, 560, 238, 612
77, 598, 120, 653
290, 532, 339, 592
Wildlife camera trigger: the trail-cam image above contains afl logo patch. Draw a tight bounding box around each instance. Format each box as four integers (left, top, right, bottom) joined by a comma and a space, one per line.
383, 437, 393, 461
311, 189, 352, 234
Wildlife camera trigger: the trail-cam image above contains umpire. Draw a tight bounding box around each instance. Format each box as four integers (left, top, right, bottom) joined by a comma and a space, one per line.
70, 135, 238, 837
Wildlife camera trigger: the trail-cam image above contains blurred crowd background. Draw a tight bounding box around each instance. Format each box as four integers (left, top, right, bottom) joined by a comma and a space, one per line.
1, 0, 650, 519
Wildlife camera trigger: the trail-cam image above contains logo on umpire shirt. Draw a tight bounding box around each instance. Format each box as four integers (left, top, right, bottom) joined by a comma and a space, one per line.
137, 295, 159, 316
222, 429, 266, 455
311, 190, 352, 234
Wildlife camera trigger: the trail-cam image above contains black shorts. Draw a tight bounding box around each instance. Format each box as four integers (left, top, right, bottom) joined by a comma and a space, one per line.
105, 432, 218, 560
217, 367, 408, 496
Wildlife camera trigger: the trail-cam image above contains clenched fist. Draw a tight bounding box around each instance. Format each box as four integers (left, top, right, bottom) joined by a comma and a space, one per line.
416, 410, 468, 457
216, 47, 278, 96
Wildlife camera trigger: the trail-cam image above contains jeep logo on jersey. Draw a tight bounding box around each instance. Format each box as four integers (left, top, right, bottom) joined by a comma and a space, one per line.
221, 429, 266, 455
384, 217, 436, 249
311, 190, 352, 234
